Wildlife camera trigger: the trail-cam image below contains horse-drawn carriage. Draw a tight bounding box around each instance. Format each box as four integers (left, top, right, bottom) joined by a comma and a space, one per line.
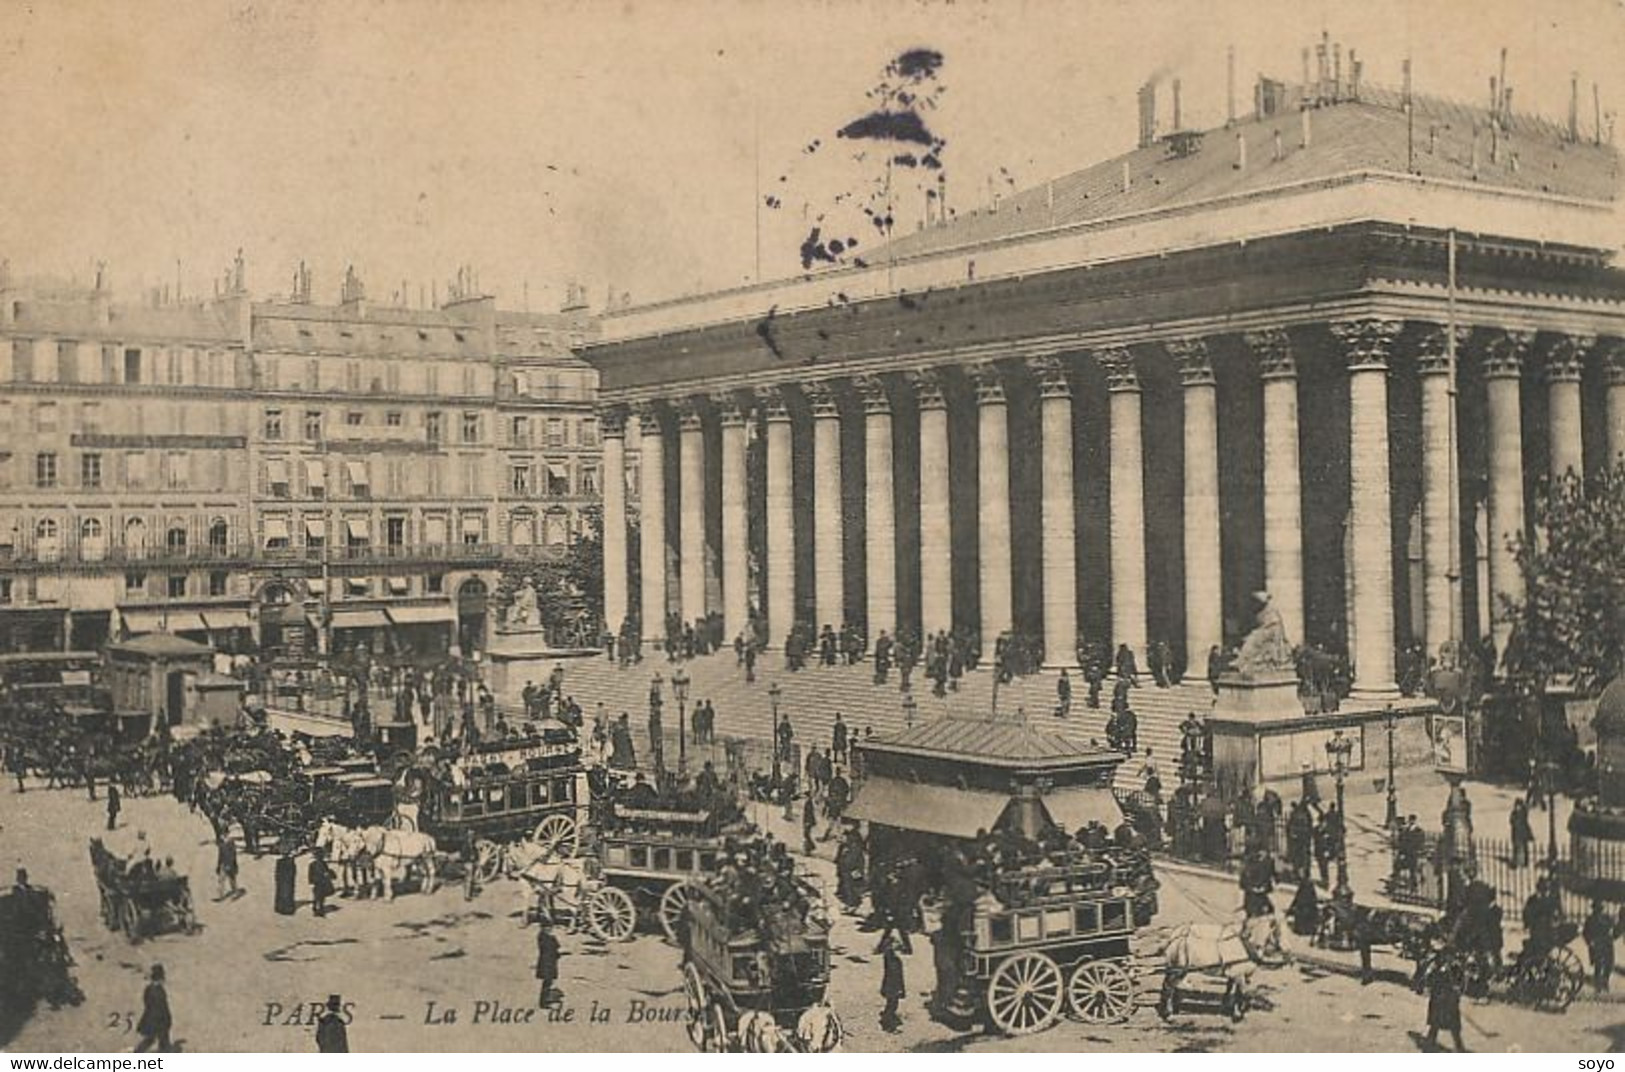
88, 839, 197, 943
589, 803, 753, 942
680, 869, 840, 1052
0, 881, 83, 1025
933, 853, 1149, 1035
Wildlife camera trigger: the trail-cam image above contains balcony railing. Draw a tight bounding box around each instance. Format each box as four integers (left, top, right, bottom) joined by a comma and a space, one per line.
2, 539, 572, 571
0, 541, 256, 568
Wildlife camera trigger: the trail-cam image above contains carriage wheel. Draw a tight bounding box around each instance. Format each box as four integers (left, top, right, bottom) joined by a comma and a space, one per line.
532, 815, 578, 859
1066, 959, 1135, 1024
476, 840, 506, 883
585, 886, 637, 942
1536, 946, 1586, 1010
118, 899, 142, 943
986, 951, 1064, 1035
659, 882, 698, 943
682, 962, 709, 1051
98, 891, 115, 930
177, 887, 198, 932
706, 1000, 731, 1053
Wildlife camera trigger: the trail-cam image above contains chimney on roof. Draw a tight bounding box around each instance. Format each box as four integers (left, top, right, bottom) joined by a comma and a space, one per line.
1332, 43, 1342, 100
1490, 120, 1501, 163
1301, 48, 1311, 97
1471, 123, 1481, 176
1122, 159, 1131, 192
1502, 85, 1513, 127
1300, 106, 1312, 149
1570, 72, 1580, 142
1403, 58, 1413, 109
1596, 82, 1604, 146
1273, 128, 1283, 161
1137, 82, 1157, 148
1350, 50, 1361, 101
1227, 46, 1236, 124
1235, 130, 1246, 170
1498, 47, 1508, 121
1172, 78, 1183, 131
1315, 38, 1327, 102
1490, 76, 1499, 122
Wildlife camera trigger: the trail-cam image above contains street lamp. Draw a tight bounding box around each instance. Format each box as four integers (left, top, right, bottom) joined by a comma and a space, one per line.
672, 665, 690, 777
902, 692, 917, 729
1326, 729, 1355, 904
1383, 704, 1399, 831
768, 681, 783, 789
1541, 757, 1562, 866
648, 674, 666, 788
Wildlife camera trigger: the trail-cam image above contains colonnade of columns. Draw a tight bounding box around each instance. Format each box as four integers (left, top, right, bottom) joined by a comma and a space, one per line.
599, 322, 1625, 695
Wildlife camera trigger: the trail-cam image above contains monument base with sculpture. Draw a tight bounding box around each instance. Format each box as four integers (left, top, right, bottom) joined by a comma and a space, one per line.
1204, 591, 1442, 800
482, 578, 602, 696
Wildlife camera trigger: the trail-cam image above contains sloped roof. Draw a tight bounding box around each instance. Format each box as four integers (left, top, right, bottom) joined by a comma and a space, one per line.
1595, 676, 1625, 737
882, 86, 1619, 263
868, 713, 1116, 770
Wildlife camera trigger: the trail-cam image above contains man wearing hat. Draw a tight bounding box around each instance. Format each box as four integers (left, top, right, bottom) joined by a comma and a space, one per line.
134, 964, 172, 1053
535, 915, 562, 1008
878, 932, 906, 1033
316, 994, 349, 1052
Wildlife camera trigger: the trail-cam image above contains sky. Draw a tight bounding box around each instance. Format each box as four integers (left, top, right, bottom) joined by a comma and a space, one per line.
1, 0, 1622, 312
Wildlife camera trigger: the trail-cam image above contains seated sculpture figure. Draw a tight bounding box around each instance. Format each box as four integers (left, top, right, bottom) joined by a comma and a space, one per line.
1233, 590, 1293, 676
507, 580, 540, 627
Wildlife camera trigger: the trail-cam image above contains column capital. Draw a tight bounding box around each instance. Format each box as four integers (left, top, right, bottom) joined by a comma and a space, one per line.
1028, 355, 1072, 399
1245, 327, 1296, 380
1096, 346, 1140, 392
1540, 333, 1593, 383
968, 361, 1006, 405
597, 403, 630, 437
1598, 336, 1625, 385
760, 384, 793, 421
804, 379, 841, 418
854, 374, 891, 415
907, 367, 949, 410
1330, 317, 1403, 372
629, 398, 666, 429
712, 391, 751, 427
672, 395, 706, 431
1167, 338, 1215, 387
1414, 324, 1469, 376
1480, 328, 1534, 380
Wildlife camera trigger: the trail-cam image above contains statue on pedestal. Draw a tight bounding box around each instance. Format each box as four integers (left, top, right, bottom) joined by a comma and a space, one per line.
1234, 590, 1293, 677
507, 580, 540, 628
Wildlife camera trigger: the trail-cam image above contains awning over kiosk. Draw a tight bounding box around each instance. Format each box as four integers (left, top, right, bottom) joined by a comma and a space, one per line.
201, 609, 253, 631
330, 607, 391, 629
1038, 788, 1124, 833
386, 604, 457, 626
845, 777, 1012, 839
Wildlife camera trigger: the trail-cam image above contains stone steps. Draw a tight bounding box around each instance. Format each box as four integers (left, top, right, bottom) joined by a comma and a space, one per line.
540, 651, 1216, 792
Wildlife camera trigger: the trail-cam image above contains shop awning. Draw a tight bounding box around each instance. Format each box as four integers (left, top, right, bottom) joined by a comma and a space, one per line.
1039, 788, 1124, 834
305, 459, 325, 488
385, 576, 410, 595
846, 777, 1012, 839
346, 461, 368, 487
346, 519, 370, 540
547, 462, 568, 480
267, 460, 289, 486
120, 609, 207, 634
120, 608, 165, 634
460, 515, 483, 535
386, 604, 456, 626
331, 607, 391, 629
304, 517, 325, 539
202, 609, 253, 631
263, 517, 290, 543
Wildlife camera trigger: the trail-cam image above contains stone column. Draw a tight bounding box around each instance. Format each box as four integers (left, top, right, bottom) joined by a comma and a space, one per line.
913, 370, 953, 637
599, 404, 629, 637
676, 398, 707, 624
1331, 318, 1403, 699
1483, 330, 1531, 660
1099, 347, 1147, 657
1170, 338, 1221, 678
1032, 356, 1078, 666
1246, 328, 1305, 649
1604, 338, 1625, 467
1543, 334, 1590, 482
970, 362, 1013, 645
717, 394, 750, 644
763, 388, 796, 647
857, 376, 896, 641
807, 381, 845, 631
1415, 327, 1461, 658
634, 401, 667, 645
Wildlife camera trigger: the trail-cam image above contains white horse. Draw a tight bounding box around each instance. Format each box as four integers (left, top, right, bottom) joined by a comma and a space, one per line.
314, 819, 372, 895
316, 819, 437, 900
1159, 913, 1284, 1016
738, 1008, 784, 1053
521, 854, 594, 930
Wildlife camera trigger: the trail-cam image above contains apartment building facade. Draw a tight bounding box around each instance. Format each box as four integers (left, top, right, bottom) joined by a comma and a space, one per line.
0, 265, 599, 663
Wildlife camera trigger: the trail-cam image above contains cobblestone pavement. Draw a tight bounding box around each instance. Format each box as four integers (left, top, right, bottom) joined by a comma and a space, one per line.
2, 783, 1618, 1053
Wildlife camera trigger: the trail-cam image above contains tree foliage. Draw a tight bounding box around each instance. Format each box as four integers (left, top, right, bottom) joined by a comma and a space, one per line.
1502, 463, 1625, 697
492, 505, 606, 636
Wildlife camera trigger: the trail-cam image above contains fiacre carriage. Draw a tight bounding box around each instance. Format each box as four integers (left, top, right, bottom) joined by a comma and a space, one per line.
0, 883, 83, 1023
87, 839, 197, 944
680, 874, 840, 1052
